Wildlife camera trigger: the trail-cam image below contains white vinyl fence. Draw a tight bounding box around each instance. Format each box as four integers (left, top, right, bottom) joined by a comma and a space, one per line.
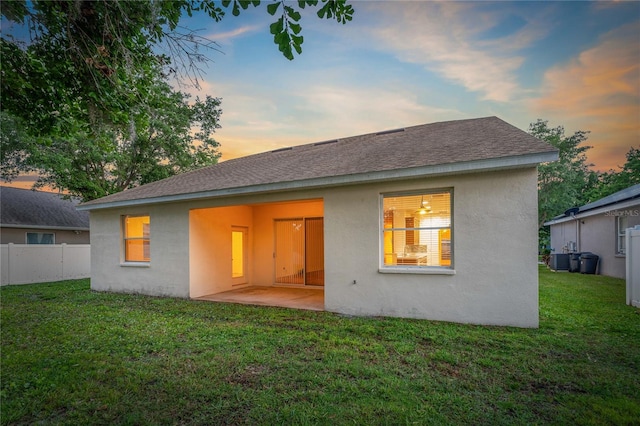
626, 227, 640, 308
1, 244, 90, 285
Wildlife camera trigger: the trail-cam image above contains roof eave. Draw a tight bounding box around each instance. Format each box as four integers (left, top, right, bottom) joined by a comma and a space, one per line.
0, 223, 91, 231
544, 197, 640, 226
78, 151, 558, 211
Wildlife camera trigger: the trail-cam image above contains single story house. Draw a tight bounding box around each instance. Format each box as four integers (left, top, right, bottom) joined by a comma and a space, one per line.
544, 184, 640, 279
78, 116, 557, 328
1, 186, 90, 244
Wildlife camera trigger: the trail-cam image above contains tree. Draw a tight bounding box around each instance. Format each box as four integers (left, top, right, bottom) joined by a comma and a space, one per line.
583, 147, 640, 201
1, 32, 222, 200
530, 119, 593, 252
1, 0, 354, 200
2, 0, 354, 91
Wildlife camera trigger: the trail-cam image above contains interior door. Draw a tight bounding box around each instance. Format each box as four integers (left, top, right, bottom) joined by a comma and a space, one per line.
232, 227, 248, 285
274, 218, 324, 286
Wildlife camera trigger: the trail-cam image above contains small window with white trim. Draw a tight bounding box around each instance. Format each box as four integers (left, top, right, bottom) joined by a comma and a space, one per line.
26, 232, 55, 244
617, 216, 627, 255
382, 189, 452, 270
123, 215, 150, 262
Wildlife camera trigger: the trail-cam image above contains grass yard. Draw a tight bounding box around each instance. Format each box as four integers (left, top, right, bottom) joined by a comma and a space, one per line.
1, 266, 639, 425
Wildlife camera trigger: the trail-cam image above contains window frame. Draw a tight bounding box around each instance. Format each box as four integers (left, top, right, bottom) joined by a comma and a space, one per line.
379, 188, 455, 275
122, 214, 151, 265
25, 232, 55, 244
616, 215, 627, 256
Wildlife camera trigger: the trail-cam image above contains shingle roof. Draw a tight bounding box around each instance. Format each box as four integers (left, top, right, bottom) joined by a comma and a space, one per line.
1, 186, 90, 229
80, 116, 557, 209
577, 184, 640, 213
545, 184, 640, 225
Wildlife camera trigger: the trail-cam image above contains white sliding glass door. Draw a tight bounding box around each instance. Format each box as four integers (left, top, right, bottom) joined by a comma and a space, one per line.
274, 218, 324, 286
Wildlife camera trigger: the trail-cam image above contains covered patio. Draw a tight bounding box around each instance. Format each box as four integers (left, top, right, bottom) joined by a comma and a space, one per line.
194, 286, 324, 311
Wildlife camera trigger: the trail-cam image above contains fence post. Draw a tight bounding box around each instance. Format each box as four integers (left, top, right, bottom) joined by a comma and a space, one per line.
627, 227, 640, 308
61, 243, 66, 280
1, 243, 12, 285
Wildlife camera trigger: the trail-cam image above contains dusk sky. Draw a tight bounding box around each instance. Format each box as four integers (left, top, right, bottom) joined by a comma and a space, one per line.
177, 0, 639, 172
2, 1, 639, 178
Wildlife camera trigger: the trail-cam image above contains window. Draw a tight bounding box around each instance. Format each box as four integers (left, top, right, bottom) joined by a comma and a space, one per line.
26, 232, 55, 244
382, 190, 452, 270
617, 216, 628, 255
123, 215, 150, 262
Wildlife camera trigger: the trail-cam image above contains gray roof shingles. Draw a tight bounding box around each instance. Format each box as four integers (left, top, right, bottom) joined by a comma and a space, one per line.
1, 186, 90, 229
578, 183, 640, 213
551, 184, 640, 221
80, 116, 557, 208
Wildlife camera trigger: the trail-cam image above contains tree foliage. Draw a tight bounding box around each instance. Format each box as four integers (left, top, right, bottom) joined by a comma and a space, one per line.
1, 29, 222, 200
531, 119, 593, 230
532, 119, 639, 253
583, 147, 640, 201
1, 0, 354, 200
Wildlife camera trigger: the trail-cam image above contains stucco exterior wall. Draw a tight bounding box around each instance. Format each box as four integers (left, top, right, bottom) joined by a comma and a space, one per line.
580, 214, 621, 278
90, 203, 191, 297
189, 205, 253, 298
549, 221, 577, 254
549, 202, 640, 279
0, 227, 90, 244
323, 167, 539, 327
88, 166, 539, 327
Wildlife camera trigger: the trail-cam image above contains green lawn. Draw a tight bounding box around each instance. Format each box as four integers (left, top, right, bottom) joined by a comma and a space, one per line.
1, 266, 639, 425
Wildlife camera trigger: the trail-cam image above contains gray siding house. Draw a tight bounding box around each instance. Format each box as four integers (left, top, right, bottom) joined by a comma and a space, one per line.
1, 186, 90, 244
545, 184, 640, 279
79, 117, 557, 328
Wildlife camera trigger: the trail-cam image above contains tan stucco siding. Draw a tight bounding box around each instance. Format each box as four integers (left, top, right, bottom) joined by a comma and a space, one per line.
323, 167, 539, 327
90, 203, 191, 297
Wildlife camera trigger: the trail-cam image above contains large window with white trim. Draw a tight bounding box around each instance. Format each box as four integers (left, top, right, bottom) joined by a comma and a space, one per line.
123, 215, 150, 262
382, 189, 452, 269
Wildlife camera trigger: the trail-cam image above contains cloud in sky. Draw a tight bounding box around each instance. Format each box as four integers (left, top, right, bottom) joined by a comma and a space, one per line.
532, 21, 640, 171
359, 2, 550, 102
215, 82, 462, 161
190, 1, 637, 171
206, 25, 260, 44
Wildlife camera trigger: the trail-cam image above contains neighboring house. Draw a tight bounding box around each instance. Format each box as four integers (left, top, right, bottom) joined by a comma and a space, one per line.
1, 186, 90, 244
544, 184, 640, 279
78, 116, 557, 328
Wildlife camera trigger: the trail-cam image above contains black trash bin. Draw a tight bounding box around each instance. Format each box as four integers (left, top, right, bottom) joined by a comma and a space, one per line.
580, 253, 599, 274
569, 252, 584, 273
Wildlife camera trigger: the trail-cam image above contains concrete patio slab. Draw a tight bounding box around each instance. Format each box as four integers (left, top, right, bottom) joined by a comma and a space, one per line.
194, 286, 324, 311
